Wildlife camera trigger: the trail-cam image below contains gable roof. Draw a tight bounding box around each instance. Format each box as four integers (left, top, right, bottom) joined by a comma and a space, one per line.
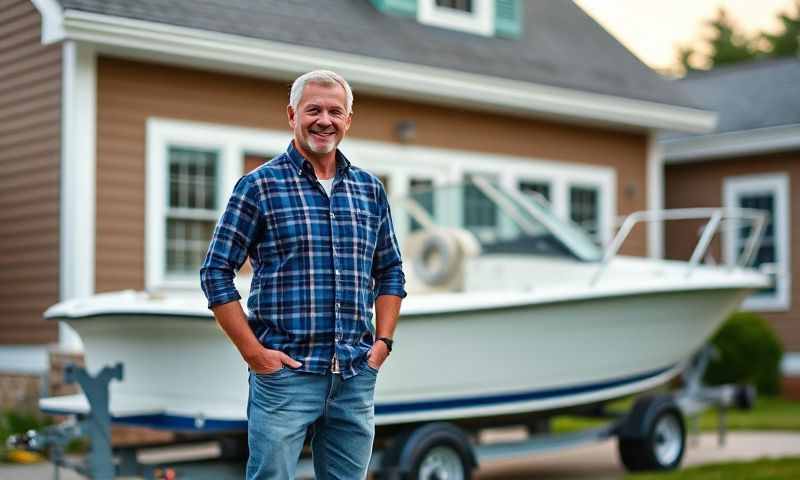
41, 0, 714, 132
54, 0, 695, 109
661, 58, 800, 162
668, 58, 800, 138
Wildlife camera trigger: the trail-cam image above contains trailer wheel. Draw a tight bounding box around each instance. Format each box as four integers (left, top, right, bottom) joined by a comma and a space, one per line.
380, 423, 476, 480
618, 395, 686, 472
412, 443, 471, 480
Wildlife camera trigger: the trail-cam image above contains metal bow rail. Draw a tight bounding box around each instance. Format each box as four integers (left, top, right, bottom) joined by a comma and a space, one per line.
591, 207, 767, 285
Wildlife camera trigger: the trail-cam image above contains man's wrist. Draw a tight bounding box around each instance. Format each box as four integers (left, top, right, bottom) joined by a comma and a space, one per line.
376, 336, 393, 352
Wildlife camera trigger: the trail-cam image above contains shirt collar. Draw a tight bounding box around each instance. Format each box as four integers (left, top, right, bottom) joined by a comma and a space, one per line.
287, 141, 351, 178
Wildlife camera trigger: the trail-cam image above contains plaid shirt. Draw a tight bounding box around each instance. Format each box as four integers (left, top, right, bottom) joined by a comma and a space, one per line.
200, 142, 406, 378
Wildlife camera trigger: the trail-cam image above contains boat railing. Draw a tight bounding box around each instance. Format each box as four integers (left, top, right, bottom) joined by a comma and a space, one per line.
591, 208, 768, 286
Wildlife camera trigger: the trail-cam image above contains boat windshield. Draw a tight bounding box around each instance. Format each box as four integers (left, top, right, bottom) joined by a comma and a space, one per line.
393, 178, 603, 262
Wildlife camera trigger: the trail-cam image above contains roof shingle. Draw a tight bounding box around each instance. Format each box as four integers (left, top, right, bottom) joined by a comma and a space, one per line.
57, 0, 699, 109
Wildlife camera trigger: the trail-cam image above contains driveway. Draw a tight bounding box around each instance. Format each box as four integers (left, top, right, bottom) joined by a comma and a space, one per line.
476, 431, 800, 479
2, 431, 799, 479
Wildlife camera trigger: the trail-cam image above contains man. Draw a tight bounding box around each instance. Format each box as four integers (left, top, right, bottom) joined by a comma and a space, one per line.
200, 70, 406, 479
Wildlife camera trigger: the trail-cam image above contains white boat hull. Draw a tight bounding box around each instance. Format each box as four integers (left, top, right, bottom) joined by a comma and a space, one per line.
41, 284, 750, 430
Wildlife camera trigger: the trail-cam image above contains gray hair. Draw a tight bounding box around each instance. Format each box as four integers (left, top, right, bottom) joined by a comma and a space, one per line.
289, 70, 353, 114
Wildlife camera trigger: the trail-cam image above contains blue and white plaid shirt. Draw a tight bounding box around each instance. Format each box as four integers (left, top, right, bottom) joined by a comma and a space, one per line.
200, 142, 406, 378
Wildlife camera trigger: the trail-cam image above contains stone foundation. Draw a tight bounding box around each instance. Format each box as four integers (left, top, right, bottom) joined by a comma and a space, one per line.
0, 372, 43, 410
48, 349, 85, 397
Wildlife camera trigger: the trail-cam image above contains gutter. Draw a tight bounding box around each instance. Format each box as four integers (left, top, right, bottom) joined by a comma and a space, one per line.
41, 9, 715, 133
662, 124, 800, 163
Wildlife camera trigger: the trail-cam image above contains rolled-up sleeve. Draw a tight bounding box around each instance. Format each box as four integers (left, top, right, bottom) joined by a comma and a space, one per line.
372, 183, 407, 299
200, 175, 264, 309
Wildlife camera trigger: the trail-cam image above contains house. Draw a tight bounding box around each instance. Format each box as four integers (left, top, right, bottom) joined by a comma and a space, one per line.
0, 0, 713, 408
661, 58, 800, 398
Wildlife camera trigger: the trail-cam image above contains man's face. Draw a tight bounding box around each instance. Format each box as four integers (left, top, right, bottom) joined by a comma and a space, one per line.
288, 82, 352, 158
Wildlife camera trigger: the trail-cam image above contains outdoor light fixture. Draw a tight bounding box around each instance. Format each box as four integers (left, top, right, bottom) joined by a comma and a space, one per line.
395, 120, 417, 143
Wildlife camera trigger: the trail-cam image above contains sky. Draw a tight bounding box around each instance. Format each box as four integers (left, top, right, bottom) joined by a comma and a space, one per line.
573, 0, 795, 71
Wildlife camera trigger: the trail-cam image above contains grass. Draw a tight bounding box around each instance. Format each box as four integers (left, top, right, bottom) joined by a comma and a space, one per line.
0, 409, 88, 463
551, 395, 800, 435
625, 457, 800, 479
695, 396, 800, 431
0, 409, 53, 462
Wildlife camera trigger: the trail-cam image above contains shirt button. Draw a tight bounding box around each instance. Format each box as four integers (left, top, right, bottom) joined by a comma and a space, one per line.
335, 269, 340, 276
335, 302, 341, 310
330, 212, 335, 219
298, 169, 302, 176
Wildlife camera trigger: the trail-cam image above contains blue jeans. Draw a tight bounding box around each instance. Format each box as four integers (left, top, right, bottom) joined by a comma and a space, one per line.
245, 362, 378, 479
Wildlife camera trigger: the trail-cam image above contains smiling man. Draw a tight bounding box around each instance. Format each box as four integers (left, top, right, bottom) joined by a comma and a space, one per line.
200, 70, 406, 479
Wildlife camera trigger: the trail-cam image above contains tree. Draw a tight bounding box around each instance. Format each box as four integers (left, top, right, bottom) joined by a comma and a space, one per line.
762, 0, 800, 58
705, 8, 759, 68
677, 44, 700, 73
675, 1, 800, 74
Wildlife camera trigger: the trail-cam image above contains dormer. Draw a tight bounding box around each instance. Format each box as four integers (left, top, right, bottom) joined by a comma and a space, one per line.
370, 0, 522, 38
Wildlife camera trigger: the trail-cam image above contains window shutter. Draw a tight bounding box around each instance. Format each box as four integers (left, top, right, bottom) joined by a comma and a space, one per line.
370, 0, 417, 18
494, 0, 521, 38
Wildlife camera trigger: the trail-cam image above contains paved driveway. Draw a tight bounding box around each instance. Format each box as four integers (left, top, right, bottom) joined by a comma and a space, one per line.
2, 431, 799, 479
476, 431, 800, 479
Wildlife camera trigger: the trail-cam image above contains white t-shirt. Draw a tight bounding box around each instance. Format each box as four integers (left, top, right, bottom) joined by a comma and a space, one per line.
319, 177, 334, 197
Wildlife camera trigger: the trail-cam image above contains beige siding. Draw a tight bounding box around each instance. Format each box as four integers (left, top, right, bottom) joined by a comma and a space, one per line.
95, 57, 651, 292
0, 0, 61, 345
666, 151, 800, 351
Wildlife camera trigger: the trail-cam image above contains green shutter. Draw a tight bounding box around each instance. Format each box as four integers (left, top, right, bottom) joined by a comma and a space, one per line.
370, 0, 417, 18
495, 0, 521, 38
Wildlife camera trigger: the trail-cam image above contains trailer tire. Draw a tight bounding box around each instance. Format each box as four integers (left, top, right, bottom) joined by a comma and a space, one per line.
380, 423, 476, 480
618, 396, 686, 472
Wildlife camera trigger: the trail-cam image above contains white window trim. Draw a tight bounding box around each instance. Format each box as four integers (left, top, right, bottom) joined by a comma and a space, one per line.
723, 173, 791, 312
147, 118, 617, 290
418, 0, 495, 36
567, 181, 605, 244
146, 118, 291, 291
342, 139, 616, 248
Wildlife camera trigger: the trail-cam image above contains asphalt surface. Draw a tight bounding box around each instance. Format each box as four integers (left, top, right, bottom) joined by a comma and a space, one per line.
2, 431, 799, 479
475, 431, 800, 479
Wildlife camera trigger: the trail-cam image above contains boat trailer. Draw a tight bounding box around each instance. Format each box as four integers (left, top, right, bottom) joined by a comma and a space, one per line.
9, 346, 754, 479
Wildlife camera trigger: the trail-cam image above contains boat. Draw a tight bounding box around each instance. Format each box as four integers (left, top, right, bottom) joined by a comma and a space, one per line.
39, 178, 769, 432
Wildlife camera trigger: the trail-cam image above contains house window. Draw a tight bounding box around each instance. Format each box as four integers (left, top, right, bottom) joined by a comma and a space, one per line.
165, 147, 219, 276
410, 178, 435, 231
464, 173, 498, 231
436, 0, 473, 12
569, 185, 600, 241
147, 118, 294, 290
418, 0, 493, 36
519, 180, 551, 203
724, 173, 791, 311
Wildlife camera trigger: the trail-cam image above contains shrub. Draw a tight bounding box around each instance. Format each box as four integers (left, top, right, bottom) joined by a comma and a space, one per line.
0, 409, 54, 462
704, 311, 784, 395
